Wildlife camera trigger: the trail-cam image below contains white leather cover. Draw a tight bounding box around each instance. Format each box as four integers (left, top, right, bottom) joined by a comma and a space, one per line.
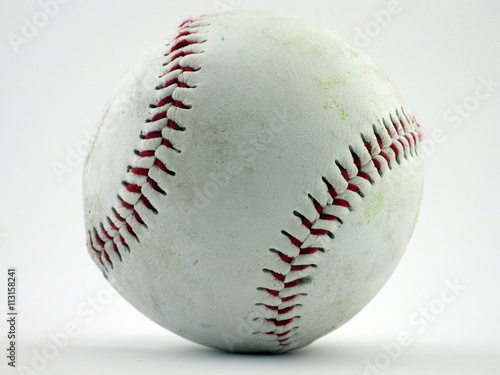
83, 11, 423, 353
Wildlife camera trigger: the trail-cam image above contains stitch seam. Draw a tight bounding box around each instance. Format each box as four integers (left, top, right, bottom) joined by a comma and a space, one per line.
253, 108, 421, 350
86, 19, 209, 272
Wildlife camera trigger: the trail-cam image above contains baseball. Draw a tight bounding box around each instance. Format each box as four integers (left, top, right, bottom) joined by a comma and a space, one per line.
83, 10, 423, 353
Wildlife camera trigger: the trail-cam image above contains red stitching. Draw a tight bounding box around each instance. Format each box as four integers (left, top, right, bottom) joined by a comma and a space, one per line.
125, 222, 137, 238
309, 194, 324, 214
310, 228, 333, 237
101, 226, 113, 242
130, 167, 150, 175
322, 178, 338, 200
281, 231, 303, 248
168, 51, 195, 64
390, 143, 400, 159
139, 195, 157, 213
94, 230, 105, 248
167, 119, 185, 131
300, 247, 322, 255
282, 295, 299, 302
147, 176, 166, 194
347, 183, 360, 193
107, 217, 119, 232
290, 265, 310, 272
120, 199, 134, 211
352, 151, 362, 169
178, 18, 194, 28
379, 151, 391, 164
101, 225, 121, 259
269, 271, 285, 282
255, 112, 420, 349
266, 318, 295, 327
86, 19, 206, 270
260, 288, 280, 297
338, 165, 349, 181
319, 213, 340, 221
170, 38, 198, 52
332, 198, 349, 207
358, 171, 371, 181
137, 150, 155, 159
272, 250, 293, 263
89, 239, 100, 254
118, 235, 129, 249
153, 159, 173, 174
145, 130, 162, 139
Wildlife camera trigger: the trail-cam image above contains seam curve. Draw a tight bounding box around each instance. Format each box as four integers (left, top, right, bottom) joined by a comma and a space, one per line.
86, 18, 209, 272
253, 108, 421, 351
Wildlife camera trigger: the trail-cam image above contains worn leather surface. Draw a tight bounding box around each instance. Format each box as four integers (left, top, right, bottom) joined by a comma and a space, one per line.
84, 11, 423, 353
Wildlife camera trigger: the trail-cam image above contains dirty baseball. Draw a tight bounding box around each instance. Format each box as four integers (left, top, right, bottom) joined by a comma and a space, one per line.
83, 10, 423, 353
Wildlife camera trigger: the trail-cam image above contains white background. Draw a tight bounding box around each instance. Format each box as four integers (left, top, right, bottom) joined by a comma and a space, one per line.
1, 0, 499, 374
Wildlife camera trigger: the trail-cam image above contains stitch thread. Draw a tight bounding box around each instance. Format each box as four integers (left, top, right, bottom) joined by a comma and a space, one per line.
254, 108, 421, 350
86, 19, 208, 271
